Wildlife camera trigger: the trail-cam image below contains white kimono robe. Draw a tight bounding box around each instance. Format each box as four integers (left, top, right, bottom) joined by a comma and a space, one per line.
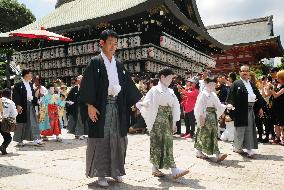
194, 88, 226, 127
137, 82, 180, 132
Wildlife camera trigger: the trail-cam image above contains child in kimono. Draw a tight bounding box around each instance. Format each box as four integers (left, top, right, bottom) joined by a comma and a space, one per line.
194, 77, 228, 162
138, 68, 189, 179
39, 84, 66, 142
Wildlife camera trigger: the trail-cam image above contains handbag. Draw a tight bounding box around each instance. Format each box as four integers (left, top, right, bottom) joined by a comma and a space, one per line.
1, 117, 17, 133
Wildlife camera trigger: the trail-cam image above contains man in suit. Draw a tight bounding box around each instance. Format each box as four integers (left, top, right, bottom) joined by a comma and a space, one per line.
12, 69, 43, 146
80, 30, 142, 187
227, 65, 265, 158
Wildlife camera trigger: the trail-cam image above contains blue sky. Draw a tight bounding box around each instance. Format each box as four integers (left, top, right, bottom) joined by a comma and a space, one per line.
18, 0, 56, 19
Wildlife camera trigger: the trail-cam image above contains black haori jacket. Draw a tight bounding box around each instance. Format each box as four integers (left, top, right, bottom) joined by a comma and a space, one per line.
79, 55, 142, 138
226, 79, 266, 127
12, 81, 38, 123
66, 85, 80, 118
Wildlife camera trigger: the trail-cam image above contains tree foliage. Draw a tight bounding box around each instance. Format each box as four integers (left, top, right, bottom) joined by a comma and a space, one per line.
0, 0, 36, 33
0, 0, 35, 88
250, 67, 263, 79
277, 56, 284, 70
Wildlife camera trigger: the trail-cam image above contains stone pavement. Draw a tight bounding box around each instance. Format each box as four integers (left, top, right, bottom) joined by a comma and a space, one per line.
0, 128, 284, 190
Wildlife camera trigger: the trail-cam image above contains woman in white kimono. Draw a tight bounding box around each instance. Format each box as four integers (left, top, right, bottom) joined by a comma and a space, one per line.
138, 68, 189, 179
194, 77, 229, 162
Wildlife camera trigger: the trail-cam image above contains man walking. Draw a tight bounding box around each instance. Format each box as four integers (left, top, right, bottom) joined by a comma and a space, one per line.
12, 69, 43, 146
227, 65, 265, 158
80, 30, 142, 187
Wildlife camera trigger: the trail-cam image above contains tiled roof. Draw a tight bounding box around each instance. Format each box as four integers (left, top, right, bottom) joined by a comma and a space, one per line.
0, 0, 228, 50
206, 16, 274, 45
55, 0, 75, 8
1, 0, 148, 35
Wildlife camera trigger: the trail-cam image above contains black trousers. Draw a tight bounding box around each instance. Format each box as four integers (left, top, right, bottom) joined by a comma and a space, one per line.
176, 105, 182, 134
255, 106, 275, 139
184, 111, 196, 135
0, 124, 12, 148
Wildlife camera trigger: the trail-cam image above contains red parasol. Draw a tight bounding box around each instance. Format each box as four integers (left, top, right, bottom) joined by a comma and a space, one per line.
9, 27, 73, 82
9, 27, 73, 42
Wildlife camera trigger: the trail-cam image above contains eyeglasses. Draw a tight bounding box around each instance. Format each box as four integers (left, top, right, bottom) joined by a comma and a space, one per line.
240, 70, 249, 72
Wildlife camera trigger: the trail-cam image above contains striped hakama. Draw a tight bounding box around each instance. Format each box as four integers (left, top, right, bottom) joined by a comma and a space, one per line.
75, 106, 88, 136
13, 101, 40, 142
86, 96, 127, 178
233, 102, 258, 150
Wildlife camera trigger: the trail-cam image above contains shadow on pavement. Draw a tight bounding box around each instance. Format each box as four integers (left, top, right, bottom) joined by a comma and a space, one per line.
208, 159, 246, 169
0, 153, 21, 158
254, 153, 284, 161
87, 177, 206, 190
87, 181, 160, 190
0, 164, 30, 178
158, 176, 206, 189
14, 138, 86, 152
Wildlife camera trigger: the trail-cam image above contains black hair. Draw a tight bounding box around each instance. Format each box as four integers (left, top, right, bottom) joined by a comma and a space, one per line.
1, 88, 11, 98
174, 75, 182, 82
21, 69, 31, 77
271, 67, 279, 73
267, 75, 273, 82
46, 83, 54, 89
229, 72, 237, 82
133, 77, 140, 84
205, 76, 217, 83
150, 78, 159, 86
60, 94, 66, 98
100, 29, 118, 41
158, 68, 174, 79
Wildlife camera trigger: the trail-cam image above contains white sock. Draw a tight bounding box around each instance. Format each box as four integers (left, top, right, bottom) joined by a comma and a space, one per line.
196, 150, 203, 156
247, 149, 254, 155
215, 153, 220, 158
152, 165, 158, 172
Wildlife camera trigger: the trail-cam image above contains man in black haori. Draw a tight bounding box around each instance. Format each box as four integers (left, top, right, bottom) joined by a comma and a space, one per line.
80, 30, 142, 187
12, 69, 43, 146
227, 65, 266, 158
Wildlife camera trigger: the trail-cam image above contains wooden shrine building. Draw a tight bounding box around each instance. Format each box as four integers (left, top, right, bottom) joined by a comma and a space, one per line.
0, 0, 227, 84
207, 15, 284, 74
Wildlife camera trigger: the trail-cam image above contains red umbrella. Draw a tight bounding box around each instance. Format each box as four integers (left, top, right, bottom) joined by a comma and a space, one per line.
9, 27, 73, 81
9, 27, 73, 42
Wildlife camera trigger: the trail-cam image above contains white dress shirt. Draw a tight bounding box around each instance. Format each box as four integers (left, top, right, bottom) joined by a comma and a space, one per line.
138, 82, 180, 131
23, 79, 33, 101
1, 97, 18, 119
101, 52, 121, 96
194, 87, 226, 127
241, 78, 256, 102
